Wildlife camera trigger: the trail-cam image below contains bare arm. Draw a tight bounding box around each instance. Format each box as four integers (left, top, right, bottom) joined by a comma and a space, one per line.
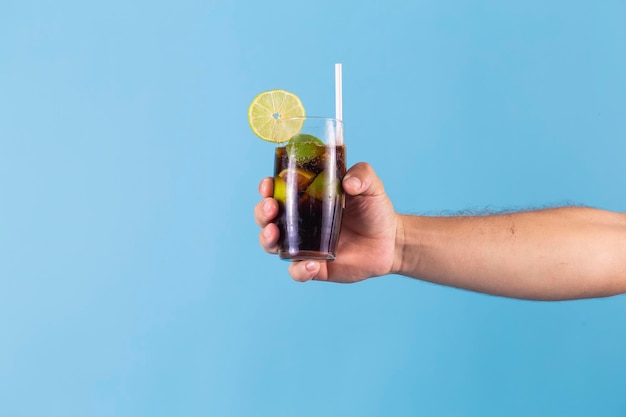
256, 162, 626, 300
393, 208, 626, 300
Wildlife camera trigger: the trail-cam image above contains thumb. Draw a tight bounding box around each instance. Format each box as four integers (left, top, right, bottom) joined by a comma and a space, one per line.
342, 162, 386, 197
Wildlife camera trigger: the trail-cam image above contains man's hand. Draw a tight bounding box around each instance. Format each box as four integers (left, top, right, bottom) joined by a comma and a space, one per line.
254, 162, 399, 283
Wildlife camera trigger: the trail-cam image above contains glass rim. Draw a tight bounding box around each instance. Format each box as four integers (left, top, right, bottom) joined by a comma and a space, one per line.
280, 116, 343, 125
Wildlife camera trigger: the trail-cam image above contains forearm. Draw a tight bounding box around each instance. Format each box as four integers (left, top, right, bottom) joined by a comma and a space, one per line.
392, 207, 626, 300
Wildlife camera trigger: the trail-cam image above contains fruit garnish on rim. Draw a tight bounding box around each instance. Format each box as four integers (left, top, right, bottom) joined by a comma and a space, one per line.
248, 89, 306, 143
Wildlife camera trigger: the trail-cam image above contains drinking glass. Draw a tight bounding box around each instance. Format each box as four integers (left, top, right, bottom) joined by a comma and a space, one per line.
273, 117, 345, 260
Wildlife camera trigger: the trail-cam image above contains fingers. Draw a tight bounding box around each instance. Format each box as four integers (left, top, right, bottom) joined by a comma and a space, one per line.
254, 197, 278, 227
288, 260, 329, 282
342, 162, 386, 198
259, 223, 279, 254
254, 196, 279, 253
256, 168, 385, 278
256, 176, 279, 254
255, 177, 277, 227
258, 177, 274, 198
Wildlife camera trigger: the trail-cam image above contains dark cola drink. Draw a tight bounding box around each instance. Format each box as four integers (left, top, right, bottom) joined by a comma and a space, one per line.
273, 137, 346, 260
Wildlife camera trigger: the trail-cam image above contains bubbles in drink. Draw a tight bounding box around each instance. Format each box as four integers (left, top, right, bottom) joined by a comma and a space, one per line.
274, 141, 346, 260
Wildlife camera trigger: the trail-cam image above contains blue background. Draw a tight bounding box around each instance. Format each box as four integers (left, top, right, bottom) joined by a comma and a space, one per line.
1, 0, 626, 416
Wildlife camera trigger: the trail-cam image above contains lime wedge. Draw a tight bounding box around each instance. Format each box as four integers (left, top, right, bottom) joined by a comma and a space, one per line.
273, 176, 287, 204
278, 168, 316, 189
248, 89, 305, 143
305, 172, 340, 201
286, 134, 325, 163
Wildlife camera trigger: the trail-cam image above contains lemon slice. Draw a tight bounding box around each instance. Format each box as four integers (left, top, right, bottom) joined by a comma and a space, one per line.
248, 89, 305, 143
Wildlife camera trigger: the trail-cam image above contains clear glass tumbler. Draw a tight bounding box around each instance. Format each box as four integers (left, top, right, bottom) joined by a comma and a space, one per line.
273, 117, 346, 260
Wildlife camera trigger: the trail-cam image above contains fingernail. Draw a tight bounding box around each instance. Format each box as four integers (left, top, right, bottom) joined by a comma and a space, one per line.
263, 199, 272, 214
345, 176, 361, 191
305, 261, 318, 273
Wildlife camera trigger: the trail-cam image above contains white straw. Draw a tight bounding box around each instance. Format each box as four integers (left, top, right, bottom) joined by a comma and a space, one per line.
335, 63, 343, 122
335, 63, 343, 145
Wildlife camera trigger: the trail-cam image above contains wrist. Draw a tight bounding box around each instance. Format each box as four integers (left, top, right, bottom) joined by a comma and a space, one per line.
391, 213, 408, 275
